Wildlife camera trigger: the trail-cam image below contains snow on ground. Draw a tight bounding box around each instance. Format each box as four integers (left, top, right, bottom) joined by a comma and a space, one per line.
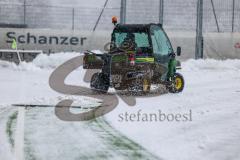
106, 59, 240, 160
0, 52, 240, 160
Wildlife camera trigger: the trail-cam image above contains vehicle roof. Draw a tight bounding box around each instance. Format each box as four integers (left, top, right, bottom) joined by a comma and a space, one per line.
113, 23, 162, 32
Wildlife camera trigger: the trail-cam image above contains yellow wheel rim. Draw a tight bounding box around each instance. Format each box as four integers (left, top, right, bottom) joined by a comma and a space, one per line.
175, 77, 182, 90
143, 79, 149, 92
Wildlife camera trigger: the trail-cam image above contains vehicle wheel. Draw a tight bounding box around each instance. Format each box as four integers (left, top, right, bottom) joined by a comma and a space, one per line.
90, 73, 109, 94
167, 73, 184, 93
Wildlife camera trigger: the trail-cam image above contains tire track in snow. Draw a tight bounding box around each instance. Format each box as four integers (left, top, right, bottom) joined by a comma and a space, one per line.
0, 106, 17, 160
24, 106, 160, 160
90, 117, 160, 160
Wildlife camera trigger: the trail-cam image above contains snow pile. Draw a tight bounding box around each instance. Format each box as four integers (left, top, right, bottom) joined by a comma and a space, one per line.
0, 51, 105, 71
31, 51, 104, 69
0, 60, 40, 71
32, 52, 82, 69
0, 60, 16, 69
1, 52, 240, 72
0, 52, 83, 71
182, 59, 240, 71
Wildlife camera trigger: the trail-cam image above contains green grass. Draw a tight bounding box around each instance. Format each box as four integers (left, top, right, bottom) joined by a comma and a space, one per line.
6, 111, 18, 147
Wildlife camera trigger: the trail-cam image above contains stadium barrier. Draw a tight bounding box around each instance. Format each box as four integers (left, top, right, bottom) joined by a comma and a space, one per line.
204, 33, 240, 59
0, 49, 43, 63
0, 28, 240, 62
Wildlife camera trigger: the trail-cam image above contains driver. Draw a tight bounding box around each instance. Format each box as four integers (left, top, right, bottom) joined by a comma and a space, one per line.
121, 33, 137, 51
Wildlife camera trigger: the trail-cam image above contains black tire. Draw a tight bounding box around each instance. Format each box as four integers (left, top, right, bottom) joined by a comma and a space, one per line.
167, 73, 184, 93
90, 73, 109, 94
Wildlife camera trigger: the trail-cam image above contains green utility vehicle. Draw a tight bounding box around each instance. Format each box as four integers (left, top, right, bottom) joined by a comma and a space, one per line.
83, 19, 184, 94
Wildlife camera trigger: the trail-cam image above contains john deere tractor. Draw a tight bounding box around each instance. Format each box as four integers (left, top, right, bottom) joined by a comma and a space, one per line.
83, 17, 184, 94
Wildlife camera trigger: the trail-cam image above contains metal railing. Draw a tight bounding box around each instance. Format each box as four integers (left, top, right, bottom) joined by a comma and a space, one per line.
0, 2, 120, 31
0, 0, 239, 32
0, 0, 239, 60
